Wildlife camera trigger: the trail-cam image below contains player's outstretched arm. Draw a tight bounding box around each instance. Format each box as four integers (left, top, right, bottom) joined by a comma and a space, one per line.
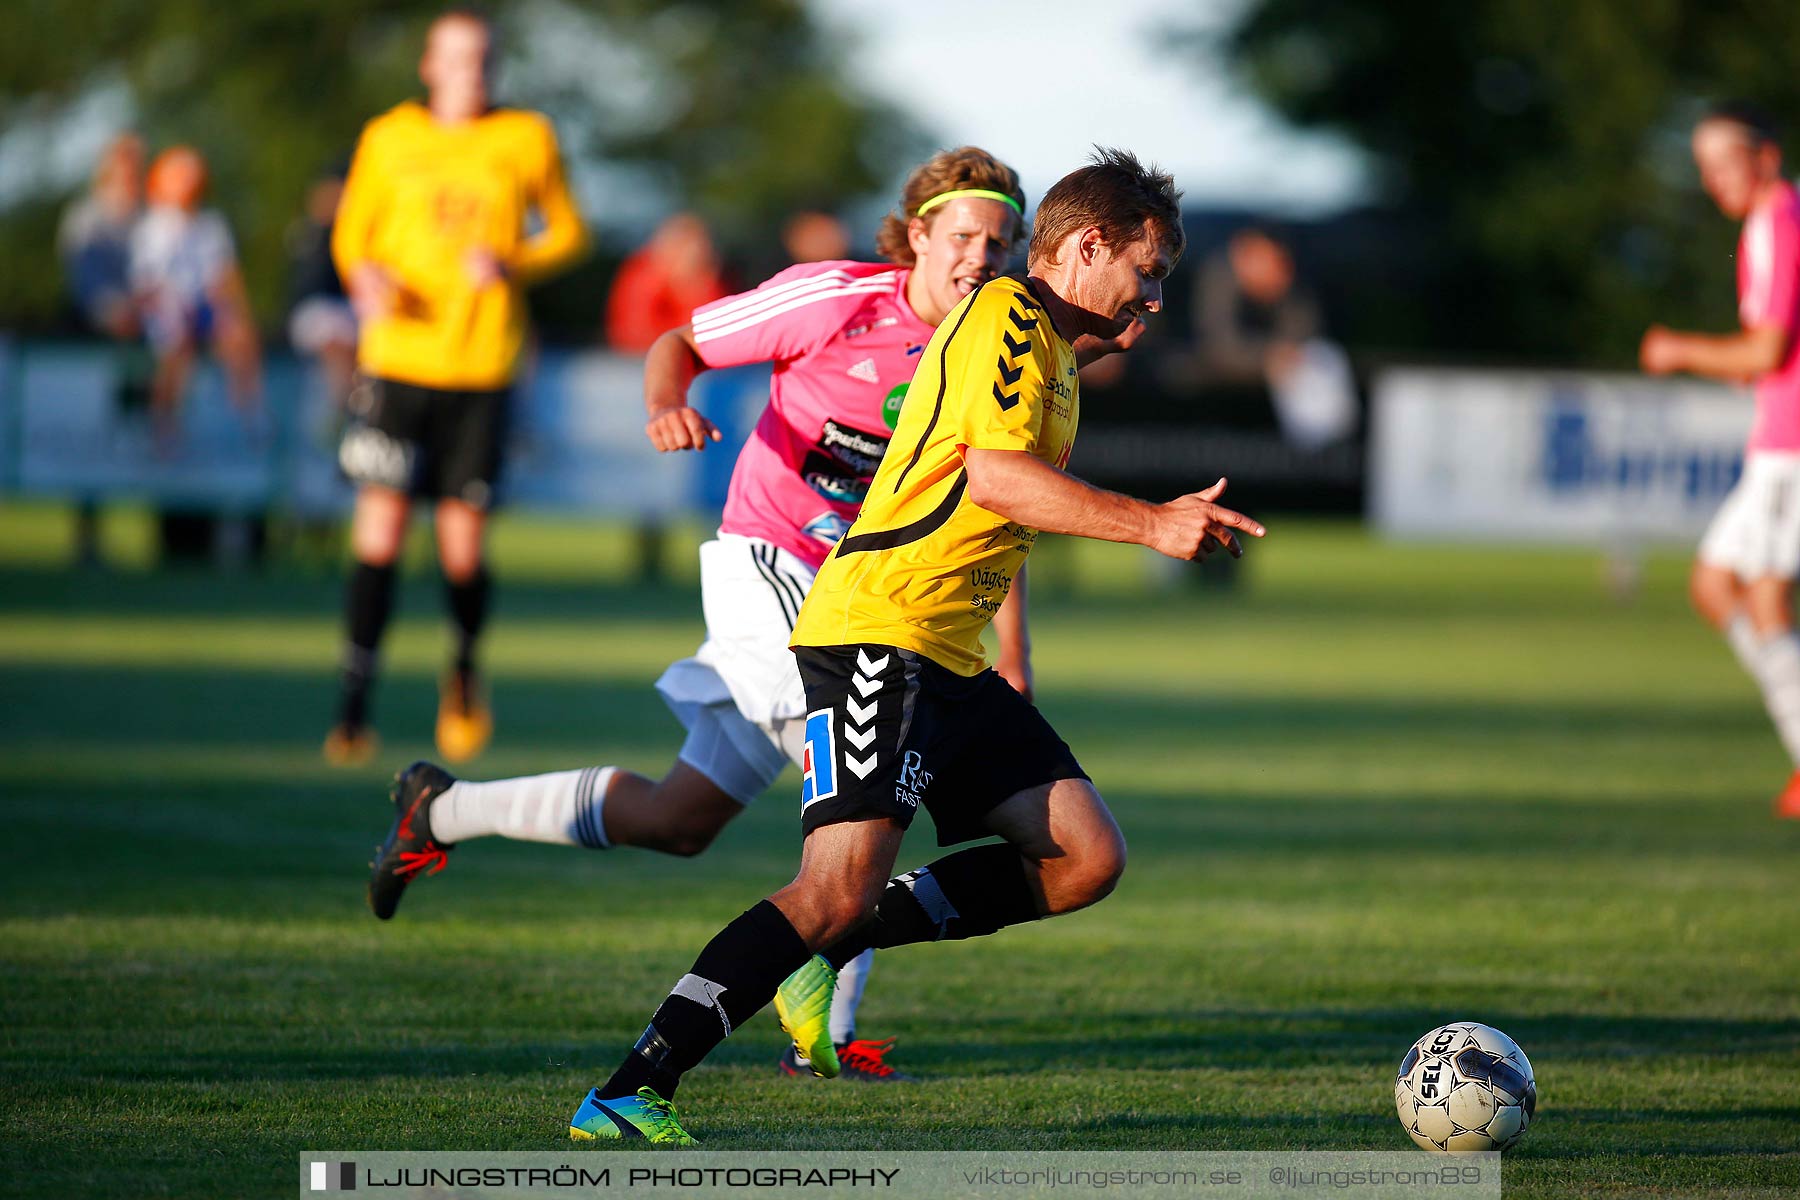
1640, 323, 1788, 382
642, 324, 722, 452
964, 447, 1265, 561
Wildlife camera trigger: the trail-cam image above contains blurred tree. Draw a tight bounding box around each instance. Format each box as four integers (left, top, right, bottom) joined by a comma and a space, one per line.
0, 0, 925, 333
1215, 0, 1800, 363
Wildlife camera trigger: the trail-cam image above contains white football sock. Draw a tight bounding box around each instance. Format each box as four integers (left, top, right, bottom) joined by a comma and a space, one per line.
828, 948, 874, 1045
1725, 614, 1766, 681
1753, 633, 1800, 766
429, 766, 615, 848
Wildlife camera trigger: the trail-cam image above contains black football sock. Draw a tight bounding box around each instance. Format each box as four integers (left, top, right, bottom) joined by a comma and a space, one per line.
600, 900, 810, 1101
820, 842, 1042, 969
338, 560, 396, 729
444, 567, 490, 683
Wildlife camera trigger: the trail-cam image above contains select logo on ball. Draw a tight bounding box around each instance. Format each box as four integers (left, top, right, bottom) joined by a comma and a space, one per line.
1395, 1021, 1537, 1153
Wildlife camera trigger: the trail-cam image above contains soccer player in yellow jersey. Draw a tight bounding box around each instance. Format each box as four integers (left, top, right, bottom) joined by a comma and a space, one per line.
324, 8, 587, 767
568, 149, 1264, 1144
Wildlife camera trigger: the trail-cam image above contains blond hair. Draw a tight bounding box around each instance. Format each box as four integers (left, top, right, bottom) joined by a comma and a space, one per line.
875, 147, 1026, 266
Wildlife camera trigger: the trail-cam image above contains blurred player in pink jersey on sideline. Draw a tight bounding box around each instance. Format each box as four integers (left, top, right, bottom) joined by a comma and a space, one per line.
364, 148, 1142, 1078
1640, 102, 1800, 817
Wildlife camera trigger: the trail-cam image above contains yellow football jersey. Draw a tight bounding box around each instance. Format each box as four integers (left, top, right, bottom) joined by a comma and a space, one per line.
332, 101, 588, 390
792, 276, 1078, 676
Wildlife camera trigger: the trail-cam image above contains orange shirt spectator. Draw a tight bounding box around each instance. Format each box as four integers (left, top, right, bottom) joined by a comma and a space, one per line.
604, 213, 729, 353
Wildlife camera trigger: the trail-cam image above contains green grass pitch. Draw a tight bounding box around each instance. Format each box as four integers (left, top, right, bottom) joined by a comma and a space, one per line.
2, 505, 1797, 1197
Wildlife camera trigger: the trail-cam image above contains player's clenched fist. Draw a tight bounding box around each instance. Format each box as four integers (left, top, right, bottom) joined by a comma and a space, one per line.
645, 404, 722, 452
1638, 325, 1685, 375
1149, 477, 1265, 561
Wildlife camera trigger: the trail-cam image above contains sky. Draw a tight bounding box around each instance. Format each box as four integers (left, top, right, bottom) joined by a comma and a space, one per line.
811, 0, 1369, 219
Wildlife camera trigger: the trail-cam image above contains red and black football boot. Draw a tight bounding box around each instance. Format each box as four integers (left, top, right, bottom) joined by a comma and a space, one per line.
778, 1038, 912, 1082
836, 1037, 912, 1082
367, 761, 457, 920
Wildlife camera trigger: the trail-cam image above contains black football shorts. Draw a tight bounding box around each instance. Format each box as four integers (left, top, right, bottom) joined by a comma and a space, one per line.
794, 643, 1088, 845
338, 376, 509, 509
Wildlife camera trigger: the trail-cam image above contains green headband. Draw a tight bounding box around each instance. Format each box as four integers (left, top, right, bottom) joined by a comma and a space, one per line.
915, 188, 1023, 217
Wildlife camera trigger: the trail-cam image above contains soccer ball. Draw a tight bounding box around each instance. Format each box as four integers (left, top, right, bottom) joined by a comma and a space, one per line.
1394, 1022, 1537, 1152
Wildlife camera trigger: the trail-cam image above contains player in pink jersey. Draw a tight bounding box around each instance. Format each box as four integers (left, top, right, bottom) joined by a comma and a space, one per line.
1640, 102, 1800, 817
363, 148, 1148, 1078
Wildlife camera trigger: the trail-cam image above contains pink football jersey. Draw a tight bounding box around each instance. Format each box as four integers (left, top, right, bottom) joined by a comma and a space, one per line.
691, 260, 935, 569
1739, 180, 1800, 453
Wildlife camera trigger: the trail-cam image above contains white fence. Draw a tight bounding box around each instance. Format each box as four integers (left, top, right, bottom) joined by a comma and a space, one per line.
0, 337, 771, 518
7, 346, 1761, 548
1370, 367, 1753, 544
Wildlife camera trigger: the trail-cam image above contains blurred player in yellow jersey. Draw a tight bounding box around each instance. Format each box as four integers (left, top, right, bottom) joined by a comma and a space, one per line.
325, 7, 588, 766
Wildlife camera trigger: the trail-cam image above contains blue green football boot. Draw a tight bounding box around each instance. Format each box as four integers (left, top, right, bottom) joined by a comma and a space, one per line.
568, 1086, 696, 1145
773, 954, 840, 1078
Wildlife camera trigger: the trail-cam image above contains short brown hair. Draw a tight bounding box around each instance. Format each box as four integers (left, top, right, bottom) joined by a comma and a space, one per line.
875, 146, 1027, 266
1028, 147, 1184, 268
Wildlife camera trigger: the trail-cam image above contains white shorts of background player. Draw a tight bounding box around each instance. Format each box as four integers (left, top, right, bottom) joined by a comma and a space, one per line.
656, 533, 817, 803
1700, 452, 1800, 581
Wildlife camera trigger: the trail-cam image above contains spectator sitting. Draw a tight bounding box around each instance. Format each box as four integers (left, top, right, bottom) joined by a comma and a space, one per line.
1194, 226, 1354, 449
58, 133, 145, 341
56, 132, 148, 565
131, 145, 262, 432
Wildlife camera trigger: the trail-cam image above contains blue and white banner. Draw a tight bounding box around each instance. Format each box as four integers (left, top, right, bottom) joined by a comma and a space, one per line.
0, 341, 770, 520
1371, 367, 1752, 544
13, 342, 283, 507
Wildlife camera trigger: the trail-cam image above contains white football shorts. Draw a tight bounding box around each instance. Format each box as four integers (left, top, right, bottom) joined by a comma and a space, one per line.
654, 533, 816, 804
1699, 452, 1800, 581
